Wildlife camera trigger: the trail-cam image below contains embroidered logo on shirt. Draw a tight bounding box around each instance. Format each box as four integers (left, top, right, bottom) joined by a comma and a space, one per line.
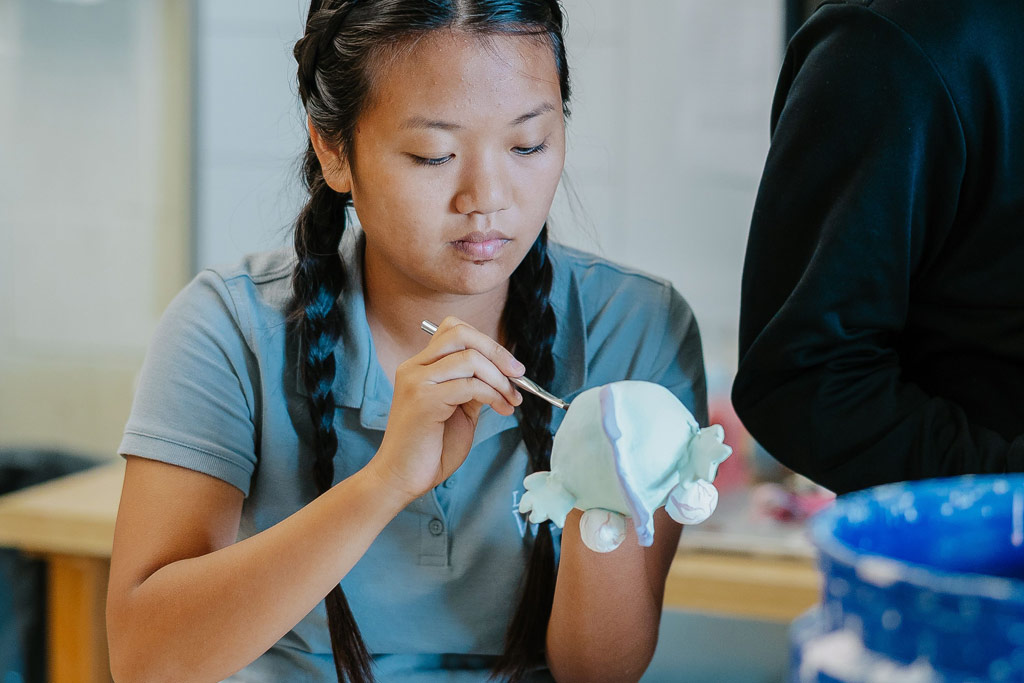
512, 490, 539, 538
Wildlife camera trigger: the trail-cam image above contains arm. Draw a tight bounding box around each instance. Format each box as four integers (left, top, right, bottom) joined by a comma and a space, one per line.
546, 509, 680, 683
545, 284, 703, 681
107, 305, 524, 682
731, 5, 1024, 494
107, 457, 408, 683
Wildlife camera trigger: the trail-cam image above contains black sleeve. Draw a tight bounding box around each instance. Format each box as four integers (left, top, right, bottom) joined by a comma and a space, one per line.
731, 4, 1024, 494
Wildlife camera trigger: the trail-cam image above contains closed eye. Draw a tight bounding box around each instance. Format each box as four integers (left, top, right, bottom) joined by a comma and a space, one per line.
409, 153, 454, 167
513, 142, 548, 156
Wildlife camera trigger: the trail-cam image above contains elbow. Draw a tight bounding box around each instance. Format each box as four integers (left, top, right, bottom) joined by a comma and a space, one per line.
107, 600, 178, 683
730, 367, 780, 457
108, 655, 149, 683
732, 374, 825, 483
732, 387, 846, 493
107, 637, 143, 682
549, 659, 653, 683
107, 602, 149, 683
108, 603, 231, 683
730, 357, 770, 431
547, 640, 655, 683
107, 598, 133, 682
108, 641, 187, 683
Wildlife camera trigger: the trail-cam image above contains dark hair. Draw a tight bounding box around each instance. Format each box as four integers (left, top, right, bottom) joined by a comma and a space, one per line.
287, 2, 570, 681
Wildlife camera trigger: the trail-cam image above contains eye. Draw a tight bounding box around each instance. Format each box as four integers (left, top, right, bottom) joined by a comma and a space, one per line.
409, 153, 454, 167
512, 142, 548, 156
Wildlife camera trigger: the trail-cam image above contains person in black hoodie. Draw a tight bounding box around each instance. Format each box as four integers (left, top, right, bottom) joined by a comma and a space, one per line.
732, 0, 1024, 495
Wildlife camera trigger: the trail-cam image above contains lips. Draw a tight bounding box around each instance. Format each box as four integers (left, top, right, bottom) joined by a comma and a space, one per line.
450, 230, 511, 260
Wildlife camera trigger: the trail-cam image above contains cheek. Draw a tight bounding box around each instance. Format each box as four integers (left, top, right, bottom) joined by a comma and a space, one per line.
517, 154, 564, 216
354, 165, 449, 229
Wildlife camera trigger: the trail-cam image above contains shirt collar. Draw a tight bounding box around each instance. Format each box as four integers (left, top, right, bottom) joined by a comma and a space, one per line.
295, 232, 588, 438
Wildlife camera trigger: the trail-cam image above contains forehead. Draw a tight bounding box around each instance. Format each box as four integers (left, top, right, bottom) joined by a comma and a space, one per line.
363, 29, 562, 129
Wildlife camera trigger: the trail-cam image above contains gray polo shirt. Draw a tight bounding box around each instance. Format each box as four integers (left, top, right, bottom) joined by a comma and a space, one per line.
119, 229, 707, 682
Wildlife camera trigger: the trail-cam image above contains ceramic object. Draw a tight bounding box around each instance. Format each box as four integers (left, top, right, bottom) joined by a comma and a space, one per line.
518, 380, 732, 553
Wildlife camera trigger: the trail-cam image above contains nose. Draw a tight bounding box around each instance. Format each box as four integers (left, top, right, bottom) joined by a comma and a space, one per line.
453, 155, 511, 215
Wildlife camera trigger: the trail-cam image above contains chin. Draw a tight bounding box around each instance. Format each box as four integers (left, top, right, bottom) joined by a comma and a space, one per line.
443, 260, 515, 295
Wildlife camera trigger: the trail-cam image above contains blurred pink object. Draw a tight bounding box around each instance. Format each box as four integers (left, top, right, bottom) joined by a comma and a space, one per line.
751, 479, 835, 522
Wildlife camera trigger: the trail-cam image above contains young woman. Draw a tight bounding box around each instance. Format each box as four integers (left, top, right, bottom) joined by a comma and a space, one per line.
106, 2, 707, 681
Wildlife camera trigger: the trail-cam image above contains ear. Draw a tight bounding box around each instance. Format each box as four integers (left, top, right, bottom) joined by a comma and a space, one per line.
308, 115, 352, 194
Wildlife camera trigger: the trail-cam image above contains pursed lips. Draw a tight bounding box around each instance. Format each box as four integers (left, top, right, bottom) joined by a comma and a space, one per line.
450, 230, 511, 260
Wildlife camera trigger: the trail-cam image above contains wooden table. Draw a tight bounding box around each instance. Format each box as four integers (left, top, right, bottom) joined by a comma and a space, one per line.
0, 461, 123, 683
0, 461, 821, 683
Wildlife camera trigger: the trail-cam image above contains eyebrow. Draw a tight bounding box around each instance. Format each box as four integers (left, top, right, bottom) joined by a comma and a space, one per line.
401, 102, 557, 131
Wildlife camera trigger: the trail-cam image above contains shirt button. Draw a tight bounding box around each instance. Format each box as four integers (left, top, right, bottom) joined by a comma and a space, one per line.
443, 477, 456, 488
428, 518, 445, 536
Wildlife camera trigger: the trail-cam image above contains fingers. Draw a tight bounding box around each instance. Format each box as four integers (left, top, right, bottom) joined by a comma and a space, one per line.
427, 349, 523, 408
396, 359, 518, 417
397, 316, 526, 417
439, 376, 518, 416
418, 316, 526, 379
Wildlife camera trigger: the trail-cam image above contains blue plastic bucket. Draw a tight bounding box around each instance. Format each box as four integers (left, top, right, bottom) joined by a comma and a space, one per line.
792, 475, 1024, 682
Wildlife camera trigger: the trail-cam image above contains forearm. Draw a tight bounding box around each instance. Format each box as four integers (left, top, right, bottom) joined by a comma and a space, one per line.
108, 465, 408, 683
733, 350, 1024, 494
545, 510, 669, 683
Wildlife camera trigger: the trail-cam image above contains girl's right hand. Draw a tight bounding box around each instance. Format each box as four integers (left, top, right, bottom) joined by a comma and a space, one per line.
366, 316, 525, 502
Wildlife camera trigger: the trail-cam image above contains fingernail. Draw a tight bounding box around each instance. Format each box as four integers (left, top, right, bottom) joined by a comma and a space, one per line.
512, 358, 526, 374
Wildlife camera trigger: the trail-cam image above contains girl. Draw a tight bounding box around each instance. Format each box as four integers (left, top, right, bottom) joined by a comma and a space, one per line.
106, 1, 707, 681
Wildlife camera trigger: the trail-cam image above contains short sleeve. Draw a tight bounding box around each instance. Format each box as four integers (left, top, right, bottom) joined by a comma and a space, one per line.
119, 270, 259, 495
647, 287, 708, 426
577, 259, 709, 427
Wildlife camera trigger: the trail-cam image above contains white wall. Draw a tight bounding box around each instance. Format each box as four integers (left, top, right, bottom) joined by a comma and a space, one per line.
192, 1, 308, 274
0, 0, 190, 457
552, 0, 781, 377
193, 0, 781, 378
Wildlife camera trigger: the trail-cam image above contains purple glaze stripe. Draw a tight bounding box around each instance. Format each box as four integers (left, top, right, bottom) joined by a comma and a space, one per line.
600, 385, 653, 546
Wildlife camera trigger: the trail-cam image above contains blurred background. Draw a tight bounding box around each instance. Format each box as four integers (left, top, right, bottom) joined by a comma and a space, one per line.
0, 0, 828, 681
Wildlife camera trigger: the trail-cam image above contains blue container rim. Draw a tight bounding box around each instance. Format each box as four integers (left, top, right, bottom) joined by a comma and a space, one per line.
807, 474, 1024, 603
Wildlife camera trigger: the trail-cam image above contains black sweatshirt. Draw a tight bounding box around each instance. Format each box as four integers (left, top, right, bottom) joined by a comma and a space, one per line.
732, 0, 1024, 495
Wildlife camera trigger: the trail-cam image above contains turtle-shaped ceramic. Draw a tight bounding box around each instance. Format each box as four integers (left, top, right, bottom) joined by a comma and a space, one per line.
518, 380, 732, 553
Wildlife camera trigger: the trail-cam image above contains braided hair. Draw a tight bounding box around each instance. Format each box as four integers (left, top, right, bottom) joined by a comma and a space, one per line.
493, 225, 558, 681
287, 2, 570, 681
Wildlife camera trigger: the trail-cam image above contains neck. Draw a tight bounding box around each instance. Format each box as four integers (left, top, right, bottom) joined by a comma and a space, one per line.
362, 250, 510, 380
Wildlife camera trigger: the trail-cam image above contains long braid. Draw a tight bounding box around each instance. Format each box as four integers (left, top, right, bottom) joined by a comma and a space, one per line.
288, 139, 375, 683
290, 4, 375, 677
493, 225, 558, 681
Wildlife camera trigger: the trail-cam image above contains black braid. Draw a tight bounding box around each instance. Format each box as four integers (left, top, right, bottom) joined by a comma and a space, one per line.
288, 141, 375, 683
492, 225, 558, 682
291, 3, 377, 681
294, 2, 357, 111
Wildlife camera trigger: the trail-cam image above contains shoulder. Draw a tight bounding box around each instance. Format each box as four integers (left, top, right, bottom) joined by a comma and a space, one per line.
773, 0, 970, 159
785, 0, 1018, 156
858, 0, 1023, 118
208, 248, 296, 285
202, 248, 296, 312
172, 248, 296, 342
549, 242, 684, 319
851, 0, 1017, 42
801, 0, 1019, 77
548, 242, 701, 389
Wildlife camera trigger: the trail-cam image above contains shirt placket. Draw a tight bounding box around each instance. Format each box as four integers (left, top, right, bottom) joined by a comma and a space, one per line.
418, 488, 449, 567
